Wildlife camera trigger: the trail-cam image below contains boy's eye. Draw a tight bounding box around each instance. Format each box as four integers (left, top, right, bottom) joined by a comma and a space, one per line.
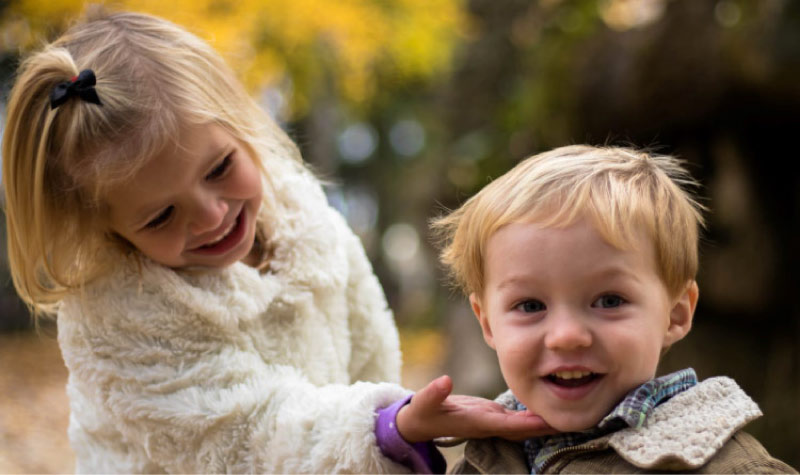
592, 294, 626, 309
145, 205, 174, 229
515, 299, 546, 313
206, 155, 232, 180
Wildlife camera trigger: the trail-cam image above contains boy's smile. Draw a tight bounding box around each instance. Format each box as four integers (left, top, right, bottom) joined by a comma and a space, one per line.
470, 219, 696, 432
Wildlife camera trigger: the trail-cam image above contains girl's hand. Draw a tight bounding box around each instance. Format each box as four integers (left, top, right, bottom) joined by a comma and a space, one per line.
395, 375, 556, 443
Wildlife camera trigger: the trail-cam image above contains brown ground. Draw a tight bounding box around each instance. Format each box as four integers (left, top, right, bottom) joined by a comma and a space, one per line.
0, 331, 74, 473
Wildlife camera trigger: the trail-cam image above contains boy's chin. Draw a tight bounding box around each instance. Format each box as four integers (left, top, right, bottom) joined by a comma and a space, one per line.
538, 412, 604, 433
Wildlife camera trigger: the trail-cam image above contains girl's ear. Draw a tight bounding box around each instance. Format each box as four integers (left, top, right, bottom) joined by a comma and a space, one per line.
469, 292, 496, 350
664, 280, 699, 347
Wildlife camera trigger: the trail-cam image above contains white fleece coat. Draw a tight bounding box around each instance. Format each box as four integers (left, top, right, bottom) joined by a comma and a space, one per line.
57, 162, 410, 473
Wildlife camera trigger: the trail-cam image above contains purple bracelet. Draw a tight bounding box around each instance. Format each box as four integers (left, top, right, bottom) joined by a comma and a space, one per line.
375, 394, 446, 473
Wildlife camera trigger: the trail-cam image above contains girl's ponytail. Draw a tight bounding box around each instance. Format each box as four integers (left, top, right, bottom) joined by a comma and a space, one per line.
3, 47, 107, 315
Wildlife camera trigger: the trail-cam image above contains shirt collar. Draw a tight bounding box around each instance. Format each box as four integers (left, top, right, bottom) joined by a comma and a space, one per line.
598, 367, 698, 429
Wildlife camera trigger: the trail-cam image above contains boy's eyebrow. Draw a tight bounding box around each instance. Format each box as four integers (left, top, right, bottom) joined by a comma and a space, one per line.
592, 265, 636, 277
578, 266, 647, 290
494, 266, 642, 291
589, 265, 643, 282
496, 275, 541, 291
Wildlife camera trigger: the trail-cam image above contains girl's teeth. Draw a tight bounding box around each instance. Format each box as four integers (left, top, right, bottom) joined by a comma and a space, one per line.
205, 222, 235, 246
553, 370, 593, 380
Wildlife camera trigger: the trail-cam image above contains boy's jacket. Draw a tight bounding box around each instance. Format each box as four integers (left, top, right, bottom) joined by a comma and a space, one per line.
450, 377, 797, 474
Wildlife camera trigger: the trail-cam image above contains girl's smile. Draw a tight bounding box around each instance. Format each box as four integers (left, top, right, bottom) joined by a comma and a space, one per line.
187, 206, 247, 255
106, 123, 263, 269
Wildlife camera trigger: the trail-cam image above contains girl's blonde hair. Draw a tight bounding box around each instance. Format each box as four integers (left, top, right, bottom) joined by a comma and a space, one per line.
2, 8, 303, 315
431, 145, 706, 298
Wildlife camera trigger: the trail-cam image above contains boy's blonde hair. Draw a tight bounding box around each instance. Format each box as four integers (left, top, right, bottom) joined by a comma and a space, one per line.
2, 9, 303, 315
432, 145, 705, 298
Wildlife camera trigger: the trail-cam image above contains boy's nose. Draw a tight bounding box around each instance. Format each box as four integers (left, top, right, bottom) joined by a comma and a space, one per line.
188, 195, 229, 235
543, 310, 592, 351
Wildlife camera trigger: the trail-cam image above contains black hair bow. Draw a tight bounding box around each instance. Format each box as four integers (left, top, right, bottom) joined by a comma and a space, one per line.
50, 69, 102, 109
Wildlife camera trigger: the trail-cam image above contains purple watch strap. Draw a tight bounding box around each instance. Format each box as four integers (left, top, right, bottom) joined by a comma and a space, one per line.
375, 394, 446, 474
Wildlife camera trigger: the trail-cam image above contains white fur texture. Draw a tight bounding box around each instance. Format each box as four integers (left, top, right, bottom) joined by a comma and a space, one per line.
58, 165, 408, 473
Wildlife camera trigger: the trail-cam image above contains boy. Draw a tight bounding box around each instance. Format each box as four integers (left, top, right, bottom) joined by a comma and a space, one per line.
431, 145, 796, 473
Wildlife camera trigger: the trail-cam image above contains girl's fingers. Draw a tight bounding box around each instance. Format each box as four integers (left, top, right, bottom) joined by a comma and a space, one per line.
411, 375, 452, 413
496, 414, 556, 440
396, 375, 453, 442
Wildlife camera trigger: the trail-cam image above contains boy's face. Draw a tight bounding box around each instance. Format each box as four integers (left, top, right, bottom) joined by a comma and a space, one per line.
107, 123, 263, 269
470, 219, 697, 432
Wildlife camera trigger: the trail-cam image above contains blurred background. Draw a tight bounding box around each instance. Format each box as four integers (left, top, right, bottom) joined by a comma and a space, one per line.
1, 0, 798, 472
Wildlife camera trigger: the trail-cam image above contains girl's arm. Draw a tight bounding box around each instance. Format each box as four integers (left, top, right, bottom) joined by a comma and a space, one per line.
57, 240, 414, 474
396, 375, 554, 443
59, 305, 413, 473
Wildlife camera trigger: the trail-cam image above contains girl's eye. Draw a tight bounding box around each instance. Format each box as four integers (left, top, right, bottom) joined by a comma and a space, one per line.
592, 294, 626, 309
515, 299, 546, 313
145, 205, 174, 229
206, 155, 232, 180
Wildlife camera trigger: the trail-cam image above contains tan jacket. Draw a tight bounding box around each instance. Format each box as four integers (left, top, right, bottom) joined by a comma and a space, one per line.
450, 377, 797, 474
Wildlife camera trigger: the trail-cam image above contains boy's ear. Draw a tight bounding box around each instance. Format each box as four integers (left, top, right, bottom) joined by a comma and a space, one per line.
469, 292, 496, 350
664, 280, 699, 347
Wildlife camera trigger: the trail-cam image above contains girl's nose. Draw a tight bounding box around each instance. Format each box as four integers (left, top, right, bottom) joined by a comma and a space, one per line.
543, 309, 592, 351
188, 194, 229, 235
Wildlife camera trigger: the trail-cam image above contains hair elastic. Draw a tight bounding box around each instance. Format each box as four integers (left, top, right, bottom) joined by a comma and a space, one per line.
50, 69, 102, 109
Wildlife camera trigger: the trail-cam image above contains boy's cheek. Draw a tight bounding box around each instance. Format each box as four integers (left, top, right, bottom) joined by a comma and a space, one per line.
493, 326, 538, 354
495, 344, 538, 390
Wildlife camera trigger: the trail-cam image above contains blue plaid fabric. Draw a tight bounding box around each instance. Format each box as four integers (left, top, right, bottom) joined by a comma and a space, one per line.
515, 368, 698, 474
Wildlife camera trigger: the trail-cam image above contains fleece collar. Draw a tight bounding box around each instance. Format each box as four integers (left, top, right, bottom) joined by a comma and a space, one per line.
605, 376, 761, 470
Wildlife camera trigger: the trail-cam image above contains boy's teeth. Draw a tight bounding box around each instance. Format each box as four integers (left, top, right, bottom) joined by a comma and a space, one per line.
553, 370, 593, 380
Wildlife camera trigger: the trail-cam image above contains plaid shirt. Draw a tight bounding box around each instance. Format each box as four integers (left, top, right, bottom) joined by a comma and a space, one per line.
515, 368, 698, 474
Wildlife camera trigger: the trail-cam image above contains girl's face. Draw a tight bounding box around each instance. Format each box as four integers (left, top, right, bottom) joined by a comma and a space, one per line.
107, 123, 263, 269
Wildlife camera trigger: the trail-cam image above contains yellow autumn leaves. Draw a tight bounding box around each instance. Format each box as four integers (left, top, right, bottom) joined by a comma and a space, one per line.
0, 0, 465, 118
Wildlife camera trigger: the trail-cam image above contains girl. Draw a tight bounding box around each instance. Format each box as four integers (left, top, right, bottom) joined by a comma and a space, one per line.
2, 9, 549, 473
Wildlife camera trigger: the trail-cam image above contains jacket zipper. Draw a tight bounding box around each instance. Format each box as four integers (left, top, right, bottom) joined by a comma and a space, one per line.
538, 442, 606, 473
